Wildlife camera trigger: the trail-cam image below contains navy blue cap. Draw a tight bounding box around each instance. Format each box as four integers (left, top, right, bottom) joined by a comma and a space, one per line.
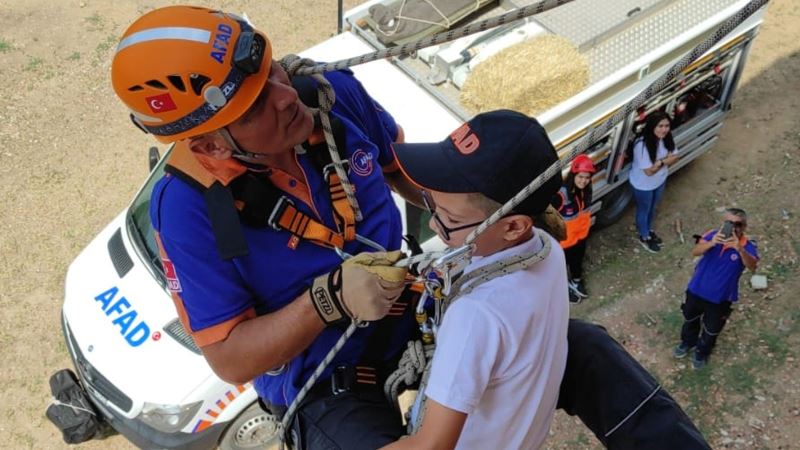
393, 109, 561, 215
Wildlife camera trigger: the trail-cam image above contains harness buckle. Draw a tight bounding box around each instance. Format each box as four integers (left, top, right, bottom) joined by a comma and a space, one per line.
331, 365, 355, 396
268, 196, 294, 231
322, 162, 349, 182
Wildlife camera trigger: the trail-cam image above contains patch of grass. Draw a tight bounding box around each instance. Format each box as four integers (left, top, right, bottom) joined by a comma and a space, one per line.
85, 12, 104, 30
0, 38, 12, 52
762, 261, 795, 281
10, 431, 34, 449
67, 51, 81, 61
23, 56, 44, 72
672, 365, 718, 432
564, 431, 592, 449
719, 358, 758, 398
656, 308, 684, 337
95, 34, 116, 54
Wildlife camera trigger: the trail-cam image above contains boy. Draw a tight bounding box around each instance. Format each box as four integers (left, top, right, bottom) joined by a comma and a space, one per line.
383, 110, 569, 449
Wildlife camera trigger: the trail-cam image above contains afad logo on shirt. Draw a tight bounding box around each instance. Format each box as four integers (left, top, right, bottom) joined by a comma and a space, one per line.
730, 253, 740, 261
350, 149, 374, 177
161, 257, 183, 293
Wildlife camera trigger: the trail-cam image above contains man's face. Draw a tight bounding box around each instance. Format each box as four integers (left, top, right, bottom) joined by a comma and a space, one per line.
723, 212, 746, 237
226, 61, 314, 155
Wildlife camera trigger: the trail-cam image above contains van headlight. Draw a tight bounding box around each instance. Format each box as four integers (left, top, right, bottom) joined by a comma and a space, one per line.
138, 401, 204, 433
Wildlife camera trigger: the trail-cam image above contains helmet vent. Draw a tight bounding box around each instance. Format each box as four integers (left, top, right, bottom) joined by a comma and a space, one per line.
189, 74, 211, 96
167, 75, 186, 92
128, 85, 144, 92
145, 79, 168, 90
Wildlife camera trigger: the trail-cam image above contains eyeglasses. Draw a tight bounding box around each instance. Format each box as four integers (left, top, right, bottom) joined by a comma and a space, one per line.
421, 190, 485, 241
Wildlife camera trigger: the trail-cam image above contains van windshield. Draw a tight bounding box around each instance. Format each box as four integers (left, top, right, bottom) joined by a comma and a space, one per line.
126, 154, 168, 285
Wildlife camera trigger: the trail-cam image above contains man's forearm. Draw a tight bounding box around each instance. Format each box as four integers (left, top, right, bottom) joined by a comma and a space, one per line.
739, 248, 758, 271
691, 240, 715, 257
202, 290, 325, 384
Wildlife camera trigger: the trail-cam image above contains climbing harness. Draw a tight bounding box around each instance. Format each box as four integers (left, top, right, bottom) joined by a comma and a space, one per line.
266, 0, 770, 445
384, 234, 552, 432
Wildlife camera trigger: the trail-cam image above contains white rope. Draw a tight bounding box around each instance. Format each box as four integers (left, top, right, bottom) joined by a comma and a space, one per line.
50, 398, 96, 416
280, 55, 364, 221
384, 340, 435, 406
295, 0, 577, 76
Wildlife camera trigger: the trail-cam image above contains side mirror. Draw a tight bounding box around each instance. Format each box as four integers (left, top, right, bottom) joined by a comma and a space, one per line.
148, 146, 160, 172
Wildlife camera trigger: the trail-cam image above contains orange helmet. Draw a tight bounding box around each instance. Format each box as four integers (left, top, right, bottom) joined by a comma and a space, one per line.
570, 154, 596, 174
111, 6, 272, 143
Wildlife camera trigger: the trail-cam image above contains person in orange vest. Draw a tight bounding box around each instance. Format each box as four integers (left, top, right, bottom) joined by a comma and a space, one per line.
552, 154, 596, 302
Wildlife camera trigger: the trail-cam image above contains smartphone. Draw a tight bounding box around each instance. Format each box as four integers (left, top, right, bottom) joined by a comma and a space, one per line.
720, 220, 734, 239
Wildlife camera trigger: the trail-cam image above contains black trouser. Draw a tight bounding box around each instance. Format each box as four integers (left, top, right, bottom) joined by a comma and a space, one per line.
288, 377, 404, 450
273, 288, 418, 450
680, 290, 732, 359
558, 320, 710, 450
564, 238, 587, 279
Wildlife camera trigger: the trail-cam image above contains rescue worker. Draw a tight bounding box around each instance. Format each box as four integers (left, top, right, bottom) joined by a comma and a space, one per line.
111, 6, 422, 449
552, 154, 596, 302
672, 208, 759, 369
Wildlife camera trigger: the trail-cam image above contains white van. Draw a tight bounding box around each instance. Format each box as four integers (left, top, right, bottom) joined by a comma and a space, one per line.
58, 0, 767, 448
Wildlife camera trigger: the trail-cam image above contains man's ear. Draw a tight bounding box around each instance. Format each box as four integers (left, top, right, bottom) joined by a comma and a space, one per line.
502, 215, 534, 241
188, 134, 233, 160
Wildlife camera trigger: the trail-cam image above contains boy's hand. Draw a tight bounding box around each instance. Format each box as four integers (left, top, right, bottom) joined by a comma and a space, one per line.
309, 251, 407, 325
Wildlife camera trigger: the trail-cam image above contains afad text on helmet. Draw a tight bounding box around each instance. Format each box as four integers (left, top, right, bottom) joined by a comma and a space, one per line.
210, 23, 234, 64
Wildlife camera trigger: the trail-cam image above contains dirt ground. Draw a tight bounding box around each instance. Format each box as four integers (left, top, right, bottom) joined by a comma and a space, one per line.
0, 0, 796, 449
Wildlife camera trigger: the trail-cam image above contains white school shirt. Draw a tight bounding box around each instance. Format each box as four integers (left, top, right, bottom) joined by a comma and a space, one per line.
629, 139, 676, 191
424, 230, 569, 450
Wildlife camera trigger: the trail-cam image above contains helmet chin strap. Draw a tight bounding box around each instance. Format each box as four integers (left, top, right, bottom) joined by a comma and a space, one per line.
217, 127, 269, 161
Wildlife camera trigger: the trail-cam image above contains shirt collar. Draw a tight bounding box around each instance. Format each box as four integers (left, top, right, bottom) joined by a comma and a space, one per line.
463, 229, 544, 275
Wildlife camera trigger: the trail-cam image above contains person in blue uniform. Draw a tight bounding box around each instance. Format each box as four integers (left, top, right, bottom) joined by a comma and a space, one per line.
672, 208, 759, 369
111, 6, 423, 449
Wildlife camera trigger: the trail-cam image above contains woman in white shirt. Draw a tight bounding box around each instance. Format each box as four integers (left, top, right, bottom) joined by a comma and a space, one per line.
629, 112, 680, 253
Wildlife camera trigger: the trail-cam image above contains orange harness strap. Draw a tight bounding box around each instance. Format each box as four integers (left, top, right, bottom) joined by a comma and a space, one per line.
273, 198, 346, 250
327, 172, 357, 242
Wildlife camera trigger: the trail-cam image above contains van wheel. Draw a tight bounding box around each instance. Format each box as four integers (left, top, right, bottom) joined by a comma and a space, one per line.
218, 403, 281, 450
595, 183, 633, 229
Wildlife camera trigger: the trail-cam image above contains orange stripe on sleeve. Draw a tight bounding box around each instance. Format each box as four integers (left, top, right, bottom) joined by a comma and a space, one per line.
190, 309, 257, 348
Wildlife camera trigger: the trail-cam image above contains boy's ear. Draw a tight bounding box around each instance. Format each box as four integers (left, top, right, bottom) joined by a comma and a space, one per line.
502, 215, 534, 241
189, 134, 234, 160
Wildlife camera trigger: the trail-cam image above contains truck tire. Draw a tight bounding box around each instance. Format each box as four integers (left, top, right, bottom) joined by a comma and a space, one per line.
218, 402, 281, 450
594, 183, 633, 229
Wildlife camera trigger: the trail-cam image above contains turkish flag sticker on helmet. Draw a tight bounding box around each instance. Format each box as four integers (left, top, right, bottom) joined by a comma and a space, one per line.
145, 93, 177, 113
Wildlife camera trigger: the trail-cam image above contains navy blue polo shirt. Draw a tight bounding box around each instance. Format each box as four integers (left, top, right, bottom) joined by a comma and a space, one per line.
150, 70, 406, 406
687, 229, 759, 304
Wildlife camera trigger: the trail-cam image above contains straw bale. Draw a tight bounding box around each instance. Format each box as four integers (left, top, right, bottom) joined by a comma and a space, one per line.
460, 34, 589, 117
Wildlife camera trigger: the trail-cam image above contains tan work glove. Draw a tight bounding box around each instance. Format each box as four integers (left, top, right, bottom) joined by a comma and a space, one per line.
309, 250, 408, 325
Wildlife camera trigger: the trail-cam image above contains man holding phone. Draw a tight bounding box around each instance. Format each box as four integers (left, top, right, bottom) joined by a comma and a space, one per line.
672, 208, 759, 369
